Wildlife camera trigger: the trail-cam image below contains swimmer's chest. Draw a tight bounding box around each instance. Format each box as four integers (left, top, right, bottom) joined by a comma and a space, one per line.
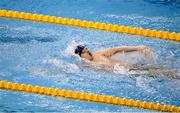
92, 54, 112, 64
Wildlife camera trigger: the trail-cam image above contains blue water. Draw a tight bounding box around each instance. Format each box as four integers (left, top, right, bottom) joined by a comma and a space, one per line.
0, 0, 180, 112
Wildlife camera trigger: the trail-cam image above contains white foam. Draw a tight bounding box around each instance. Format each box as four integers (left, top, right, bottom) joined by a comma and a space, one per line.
43, 58, 80, 74
135, 76, 156, 93
113, 64, 147, 75
111, 51, 146, 65
31, 67, 48, 75
113, 64, 129, 75
62, 40, 78, 56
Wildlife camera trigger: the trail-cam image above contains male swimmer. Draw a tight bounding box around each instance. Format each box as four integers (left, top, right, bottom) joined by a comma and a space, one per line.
74, 45, 154, 70
74, 45, 178, 79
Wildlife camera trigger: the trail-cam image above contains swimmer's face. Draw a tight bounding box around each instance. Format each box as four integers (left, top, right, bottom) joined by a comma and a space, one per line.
81, 51, 93, 61
81, 48, 93, 61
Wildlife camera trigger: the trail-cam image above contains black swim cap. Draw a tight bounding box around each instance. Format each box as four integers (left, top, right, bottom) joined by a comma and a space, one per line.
75, 45, 85, 56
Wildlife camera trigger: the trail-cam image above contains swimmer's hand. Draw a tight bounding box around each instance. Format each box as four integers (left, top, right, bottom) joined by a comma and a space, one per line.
137, 45, 155, 59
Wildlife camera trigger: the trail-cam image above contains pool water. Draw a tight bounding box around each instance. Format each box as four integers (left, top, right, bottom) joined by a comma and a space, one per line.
0, 0, 180, 112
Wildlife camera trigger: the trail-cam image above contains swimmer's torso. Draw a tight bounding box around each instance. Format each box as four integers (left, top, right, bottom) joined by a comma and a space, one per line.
91, 52, 130, 69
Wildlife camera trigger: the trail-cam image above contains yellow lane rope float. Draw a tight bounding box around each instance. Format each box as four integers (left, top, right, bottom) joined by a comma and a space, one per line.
0, 80, 179, 112
0, 9, 179, 42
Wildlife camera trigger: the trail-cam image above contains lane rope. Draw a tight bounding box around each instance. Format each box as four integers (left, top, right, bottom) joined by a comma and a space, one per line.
0, 9, 179, 42
0, 80, 179, 112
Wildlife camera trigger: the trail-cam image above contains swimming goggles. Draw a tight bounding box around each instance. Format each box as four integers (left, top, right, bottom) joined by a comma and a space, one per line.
82, 48, 89, 53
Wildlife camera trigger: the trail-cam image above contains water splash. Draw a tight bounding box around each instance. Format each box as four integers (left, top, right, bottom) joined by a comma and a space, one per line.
43, 58, 80, 74
61, 40, 78, 56
112, 51, 156, 75
113, 64, 129, 75
31, 67, 49, 75
111, 51, 148, 65
135, 76, 156, 93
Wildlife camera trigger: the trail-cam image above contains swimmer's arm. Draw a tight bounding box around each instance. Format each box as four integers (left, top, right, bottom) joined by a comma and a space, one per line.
97, 45, 154, 58
96, 46, 140, 57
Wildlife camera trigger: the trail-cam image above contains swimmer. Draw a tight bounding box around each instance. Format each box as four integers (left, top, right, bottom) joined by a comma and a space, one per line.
74, 45, 179, 79
74, 45, 154, 70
